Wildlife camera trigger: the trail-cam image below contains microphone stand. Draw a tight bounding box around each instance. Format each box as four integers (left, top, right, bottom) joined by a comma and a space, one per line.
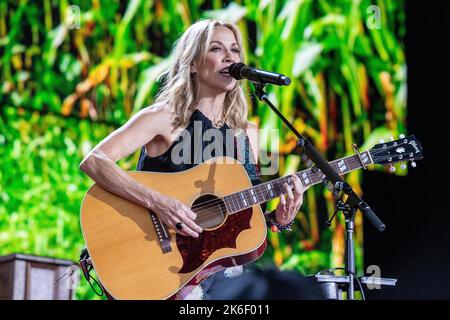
252, 82, 386, 300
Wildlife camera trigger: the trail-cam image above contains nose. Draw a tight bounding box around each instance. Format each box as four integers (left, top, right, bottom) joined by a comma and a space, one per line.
223, 48, 236, 64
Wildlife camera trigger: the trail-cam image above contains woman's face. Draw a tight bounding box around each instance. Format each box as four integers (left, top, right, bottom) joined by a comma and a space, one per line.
192, 26, 241, 94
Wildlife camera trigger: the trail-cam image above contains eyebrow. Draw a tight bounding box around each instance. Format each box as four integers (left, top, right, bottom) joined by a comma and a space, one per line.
210, 40, 239, 47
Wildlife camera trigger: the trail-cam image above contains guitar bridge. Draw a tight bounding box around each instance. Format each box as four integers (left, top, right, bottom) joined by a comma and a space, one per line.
149, 210, 172, 254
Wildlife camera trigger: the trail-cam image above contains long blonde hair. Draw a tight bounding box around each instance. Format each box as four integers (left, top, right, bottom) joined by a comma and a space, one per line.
155, 19, 248, 132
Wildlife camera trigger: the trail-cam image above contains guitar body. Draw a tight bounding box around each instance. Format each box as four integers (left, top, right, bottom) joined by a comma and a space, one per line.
80, 156, 267, 300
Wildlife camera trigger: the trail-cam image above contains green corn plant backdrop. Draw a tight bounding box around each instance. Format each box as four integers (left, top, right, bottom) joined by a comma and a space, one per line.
0, 0, 406, 299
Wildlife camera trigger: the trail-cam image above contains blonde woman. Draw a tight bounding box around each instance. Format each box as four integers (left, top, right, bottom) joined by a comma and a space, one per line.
80, 19, 307, 299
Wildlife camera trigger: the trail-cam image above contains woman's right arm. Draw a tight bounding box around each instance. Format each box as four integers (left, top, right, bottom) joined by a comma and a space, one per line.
79, 103, 202, 238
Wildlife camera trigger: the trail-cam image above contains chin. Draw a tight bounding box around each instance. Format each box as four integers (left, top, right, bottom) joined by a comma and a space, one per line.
204, 77, 237, 93
224, 84, 236, 92
220, 81, 238, 92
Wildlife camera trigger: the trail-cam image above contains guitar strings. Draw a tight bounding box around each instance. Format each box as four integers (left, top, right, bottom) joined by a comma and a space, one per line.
189, 152, 389, 214
191, 159, 360, 223
185, 144, 416, 222
189, 151, 406, 220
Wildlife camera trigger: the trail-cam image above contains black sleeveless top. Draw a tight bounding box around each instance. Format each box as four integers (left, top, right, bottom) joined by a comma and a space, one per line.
136, 108, 262, 187
136, 108, 267, 299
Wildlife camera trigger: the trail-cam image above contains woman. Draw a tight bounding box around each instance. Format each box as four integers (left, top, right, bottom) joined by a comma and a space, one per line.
80, 19, 307, 299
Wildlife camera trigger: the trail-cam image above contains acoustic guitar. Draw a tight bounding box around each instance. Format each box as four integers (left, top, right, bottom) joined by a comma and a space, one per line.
79, 135, 423, 299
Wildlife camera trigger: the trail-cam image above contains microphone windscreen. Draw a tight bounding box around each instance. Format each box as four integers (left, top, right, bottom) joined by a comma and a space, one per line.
228, 63, 246, 80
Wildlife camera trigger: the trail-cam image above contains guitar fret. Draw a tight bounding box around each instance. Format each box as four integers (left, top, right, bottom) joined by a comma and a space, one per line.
235, 194, 241, 211
308, 168, 321, 185
232, 194, 239, 212
234, 195, 239, 211
242, 190, 250, 206
224, 149, 379, 215
308, 170, 315, 185
344, 157, 351, 172
223, 197, 230, 212
257, 185, 267, 202
255, 185, 264, 202
249, 188, 258, 204
238, 192, 246, 209
300, 171, 311, 186
273, 181, 281, 196
248, 189, 255, 204
347, 155, 360, 171
264, 186, 269, 201
253, 186, 261, 203
227, 195, 233, 212
266, 183, 275, 199
364, 150, 374, 164
245, 190, 252, 206
336, 158, 346, 174
359, 151, 371, 167
225, 196, 235, 213
243, 190, 250, 206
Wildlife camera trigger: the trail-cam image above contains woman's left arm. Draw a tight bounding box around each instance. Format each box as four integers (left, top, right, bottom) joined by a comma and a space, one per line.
246, 121, 308, 230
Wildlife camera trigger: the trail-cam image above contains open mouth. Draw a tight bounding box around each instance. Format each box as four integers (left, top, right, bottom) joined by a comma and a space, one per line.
219, 67, 231, 77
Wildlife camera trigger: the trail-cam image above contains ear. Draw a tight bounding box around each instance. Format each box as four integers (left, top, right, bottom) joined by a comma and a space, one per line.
191, 63, 197, 74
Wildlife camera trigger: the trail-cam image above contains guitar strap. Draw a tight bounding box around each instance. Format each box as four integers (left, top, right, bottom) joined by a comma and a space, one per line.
234, 130, 262, 185
78, 247, 114, 299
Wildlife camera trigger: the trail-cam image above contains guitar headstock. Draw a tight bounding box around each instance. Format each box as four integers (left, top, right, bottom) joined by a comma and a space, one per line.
369, 134, 423, 169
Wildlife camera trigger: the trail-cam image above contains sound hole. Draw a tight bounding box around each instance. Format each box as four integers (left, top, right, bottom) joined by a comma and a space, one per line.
191, 194, 226, 230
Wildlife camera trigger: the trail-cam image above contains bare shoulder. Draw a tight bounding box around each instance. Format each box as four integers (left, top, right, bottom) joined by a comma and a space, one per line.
91, 102, 174, 162
128, 102, 174, 134
136, 101, 172, 123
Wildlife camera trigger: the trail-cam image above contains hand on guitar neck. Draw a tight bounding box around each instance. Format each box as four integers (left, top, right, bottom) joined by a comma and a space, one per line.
274, 174, 308, 226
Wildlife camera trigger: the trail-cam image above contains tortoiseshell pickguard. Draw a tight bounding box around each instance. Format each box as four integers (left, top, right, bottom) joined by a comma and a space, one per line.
176, 208, 253, 274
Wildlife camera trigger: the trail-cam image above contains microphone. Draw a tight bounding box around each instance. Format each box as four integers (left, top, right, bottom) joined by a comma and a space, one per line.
228, 63, 291, 86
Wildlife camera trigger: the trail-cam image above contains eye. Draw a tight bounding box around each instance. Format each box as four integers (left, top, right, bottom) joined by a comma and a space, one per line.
210, 47, 221, 52
232, 48, 240, 53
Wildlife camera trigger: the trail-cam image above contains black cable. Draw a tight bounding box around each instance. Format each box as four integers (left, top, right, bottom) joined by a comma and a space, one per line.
87, 274, 105, 297
79, 247, 106, 297
84, 263, 105, 297
348, 271, 366, 300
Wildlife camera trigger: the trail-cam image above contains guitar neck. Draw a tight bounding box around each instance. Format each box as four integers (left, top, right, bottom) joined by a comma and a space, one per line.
223, 151, 374, 214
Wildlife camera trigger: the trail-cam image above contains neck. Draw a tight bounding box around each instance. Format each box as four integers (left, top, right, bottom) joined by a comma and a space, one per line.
195, 90, 227, 121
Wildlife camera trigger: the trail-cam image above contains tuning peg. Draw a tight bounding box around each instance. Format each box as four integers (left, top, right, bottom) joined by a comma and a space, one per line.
379, 139, 385, 143
389, 165, 396, 172
399, 134, 405, 139
400, 163, 407, 170
411, 161, 417, 168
